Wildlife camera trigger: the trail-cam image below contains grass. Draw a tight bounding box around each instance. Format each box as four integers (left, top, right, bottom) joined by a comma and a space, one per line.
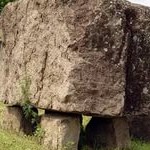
130, 140, 150, 150
81, 140, 150, 150
0, 129, 46, 150
0, 102, 150, 150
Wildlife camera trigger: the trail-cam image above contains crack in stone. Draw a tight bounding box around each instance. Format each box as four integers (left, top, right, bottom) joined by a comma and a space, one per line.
124, 8, 139, 115
35, 50, 48, 105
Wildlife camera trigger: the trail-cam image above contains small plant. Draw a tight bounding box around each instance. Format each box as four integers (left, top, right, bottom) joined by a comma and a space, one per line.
22, 101, 38, 126
34, 124, 44, 141
20, 76, 38, 132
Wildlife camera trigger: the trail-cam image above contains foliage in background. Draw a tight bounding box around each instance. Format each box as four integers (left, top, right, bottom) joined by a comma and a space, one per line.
0, 0, 15, 12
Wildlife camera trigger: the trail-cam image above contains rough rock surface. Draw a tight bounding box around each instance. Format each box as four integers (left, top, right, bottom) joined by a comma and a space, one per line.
0, 106, 23, 132
0, 106, 33, 134
85, 117, 130, 149
40, 112, 80, 150
0, 0, 150, 116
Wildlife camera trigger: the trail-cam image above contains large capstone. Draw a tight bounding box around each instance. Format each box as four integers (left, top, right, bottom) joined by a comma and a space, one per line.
0, 0, 150, 116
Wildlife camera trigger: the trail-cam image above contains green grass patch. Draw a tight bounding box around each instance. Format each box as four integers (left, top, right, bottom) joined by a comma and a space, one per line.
81, 140, 150, 150
0, 128, 46, 150
129, 140, 150, 150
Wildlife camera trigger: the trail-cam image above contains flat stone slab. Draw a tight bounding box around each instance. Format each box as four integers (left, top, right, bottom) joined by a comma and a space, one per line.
0, 0, 150, 116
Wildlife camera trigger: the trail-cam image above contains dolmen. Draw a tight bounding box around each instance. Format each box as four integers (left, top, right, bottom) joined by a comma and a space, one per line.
0, 0, 150, 149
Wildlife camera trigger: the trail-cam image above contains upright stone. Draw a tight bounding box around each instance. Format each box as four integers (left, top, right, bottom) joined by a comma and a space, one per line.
128, 114, 150, 141
40, 112, 81, 150
0, 106, 23, 132
0, 106, 33, 134
85, 117, 130, 149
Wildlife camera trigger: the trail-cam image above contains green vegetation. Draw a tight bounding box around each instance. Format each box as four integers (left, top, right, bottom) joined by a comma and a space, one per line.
130, 140, 150, 150
81, 140, 150, 150
0, 128, 46, 150
34, 124, 45, 140
0, 0, 15, 12
21, 76, 39, 132
82, 116, 92, 129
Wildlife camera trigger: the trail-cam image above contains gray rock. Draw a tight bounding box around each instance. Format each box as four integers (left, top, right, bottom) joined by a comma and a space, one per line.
0, 0, 150, 116
40, 112, 80, 150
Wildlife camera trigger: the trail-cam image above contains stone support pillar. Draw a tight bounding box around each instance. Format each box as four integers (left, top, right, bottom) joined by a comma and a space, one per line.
40, 112, 81, 150
0, 106, 34, 135
85, 117, 130, 149
128, 114, 150, 141
1, 106, 24, 132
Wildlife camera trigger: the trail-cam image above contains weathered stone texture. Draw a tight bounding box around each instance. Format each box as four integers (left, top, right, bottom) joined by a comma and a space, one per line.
124, 7, 150, 115
0, 106, 23, 132
0, 15, 5, 96
0, 0, 150, 116
40, 112, 80, 150
0, 15, 3, 48
85, 117, 130, 149
0, 106, 33, 134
